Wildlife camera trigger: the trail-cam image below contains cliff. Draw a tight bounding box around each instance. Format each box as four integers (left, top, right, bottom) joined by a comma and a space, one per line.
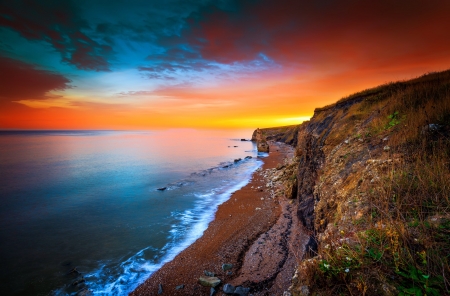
252, 128, 270, 152
259, 70, 450, 295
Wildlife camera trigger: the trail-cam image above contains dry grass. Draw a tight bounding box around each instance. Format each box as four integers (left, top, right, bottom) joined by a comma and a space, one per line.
295, 70, 450, 296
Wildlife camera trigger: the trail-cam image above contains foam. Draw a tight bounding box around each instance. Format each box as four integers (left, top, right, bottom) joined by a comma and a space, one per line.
61, 158, 263, 295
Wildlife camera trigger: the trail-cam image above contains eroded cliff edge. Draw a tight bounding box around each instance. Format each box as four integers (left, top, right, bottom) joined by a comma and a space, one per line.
259, 70, 450, 296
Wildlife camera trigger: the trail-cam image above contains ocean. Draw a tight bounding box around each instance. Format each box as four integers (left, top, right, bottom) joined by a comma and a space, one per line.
0, 129, 264, 295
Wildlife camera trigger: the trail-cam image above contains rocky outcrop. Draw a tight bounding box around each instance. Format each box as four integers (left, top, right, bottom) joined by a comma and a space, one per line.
251, 128, 270, 152
262, 70, 450, 295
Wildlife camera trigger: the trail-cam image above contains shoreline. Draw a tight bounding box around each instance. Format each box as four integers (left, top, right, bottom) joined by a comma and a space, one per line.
131, 142, 308, 295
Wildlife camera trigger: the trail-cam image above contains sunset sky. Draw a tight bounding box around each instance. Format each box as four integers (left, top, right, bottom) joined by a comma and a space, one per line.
1, 0, 450, 130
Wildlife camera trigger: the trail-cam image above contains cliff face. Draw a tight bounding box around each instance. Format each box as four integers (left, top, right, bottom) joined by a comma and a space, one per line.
259, 69, 450, 296
252, 128, 270, 152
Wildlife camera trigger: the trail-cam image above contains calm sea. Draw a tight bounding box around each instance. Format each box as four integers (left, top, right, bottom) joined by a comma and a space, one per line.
0, 129, 264, 295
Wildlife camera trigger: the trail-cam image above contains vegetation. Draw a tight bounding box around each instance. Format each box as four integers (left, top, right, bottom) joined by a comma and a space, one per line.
293, 70, 450, 295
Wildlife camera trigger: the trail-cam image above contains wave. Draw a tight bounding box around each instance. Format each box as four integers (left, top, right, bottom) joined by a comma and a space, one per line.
54, 157, 262, 295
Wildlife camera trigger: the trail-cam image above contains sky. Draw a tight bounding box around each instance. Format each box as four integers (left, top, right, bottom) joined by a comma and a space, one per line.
1, 0, 450, 130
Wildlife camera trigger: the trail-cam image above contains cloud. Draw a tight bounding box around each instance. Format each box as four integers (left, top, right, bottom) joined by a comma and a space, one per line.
0, 56, 71, 103
0, 0, 111, 71
175, 0, 450, 70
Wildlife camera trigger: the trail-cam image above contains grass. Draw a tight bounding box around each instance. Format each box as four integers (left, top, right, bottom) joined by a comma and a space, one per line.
292, 69, 450, 296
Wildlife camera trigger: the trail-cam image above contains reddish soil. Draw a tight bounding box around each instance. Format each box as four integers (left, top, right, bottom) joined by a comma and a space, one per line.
130, 142, 307, 296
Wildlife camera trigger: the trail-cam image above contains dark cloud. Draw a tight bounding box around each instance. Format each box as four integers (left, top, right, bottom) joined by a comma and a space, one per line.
0, 56, 71, 103
0, 0, 111, 71
174, 0, 450, 68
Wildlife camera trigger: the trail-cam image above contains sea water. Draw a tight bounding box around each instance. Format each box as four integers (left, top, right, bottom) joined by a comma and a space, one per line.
0, 129, 263, 295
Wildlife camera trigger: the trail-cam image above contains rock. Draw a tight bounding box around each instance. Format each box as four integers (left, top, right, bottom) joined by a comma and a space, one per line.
234, 286, 250, 296
198, 276, 221, 287
210, 287, 216, 296
223, 283, 235, 294
383, 145, 390, 151
253, 128, 270, 152
233, 146, 238, 147
234, 158, 242, 163
175, 284, 184, 290
257, 141, 270, 152
158, 283, 163, 294
204, 270, 215, 277
157, 187, 167, 191
283, 292, 292, 296
245, 156, 252, 159
422, 123, 444, 134
227, 271, 233, 276
344, 139, 349, 144
222, 263, 233, 271
240, 139, 248, 141
297, 285, 310, 296
383, 136, 389, 141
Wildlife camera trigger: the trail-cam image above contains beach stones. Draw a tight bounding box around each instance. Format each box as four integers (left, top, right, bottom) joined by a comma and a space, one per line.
222, 284, 250, 295
235, 286, 250, 295
198, 276, 221, 287
204, 270, 215, 277
175, 284, 184, 290
223, 283, 235, 294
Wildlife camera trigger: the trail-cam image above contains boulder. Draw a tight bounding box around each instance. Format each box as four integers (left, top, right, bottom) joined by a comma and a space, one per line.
198, 276, 221, 287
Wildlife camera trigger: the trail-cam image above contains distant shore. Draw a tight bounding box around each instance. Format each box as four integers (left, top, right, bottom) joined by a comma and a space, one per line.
131, 142, 307, 295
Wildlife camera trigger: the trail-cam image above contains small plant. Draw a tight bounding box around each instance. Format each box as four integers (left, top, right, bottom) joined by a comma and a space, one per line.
385, 111, 401, 130
397, 265, 442, 296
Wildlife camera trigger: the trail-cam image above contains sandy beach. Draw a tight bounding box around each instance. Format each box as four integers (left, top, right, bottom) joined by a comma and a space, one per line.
131, 142, 308, 296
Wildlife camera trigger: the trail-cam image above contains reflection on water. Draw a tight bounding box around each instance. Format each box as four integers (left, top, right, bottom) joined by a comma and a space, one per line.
0, 129, 259, 295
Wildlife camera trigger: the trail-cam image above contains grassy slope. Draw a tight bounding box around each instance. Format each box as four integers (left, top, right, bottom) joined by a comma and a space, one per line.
273, 70, 450, 295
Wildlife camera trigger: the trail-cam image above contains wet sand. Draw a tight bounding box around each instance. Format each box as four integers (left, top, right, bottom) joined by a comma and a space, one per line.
130, 142, 308, 295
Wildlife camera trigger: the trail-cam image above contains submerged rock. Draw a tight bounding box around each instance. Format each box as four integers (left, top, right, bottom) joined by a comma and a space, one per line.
198, 276, 221, 287
157, 187, 167, 191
